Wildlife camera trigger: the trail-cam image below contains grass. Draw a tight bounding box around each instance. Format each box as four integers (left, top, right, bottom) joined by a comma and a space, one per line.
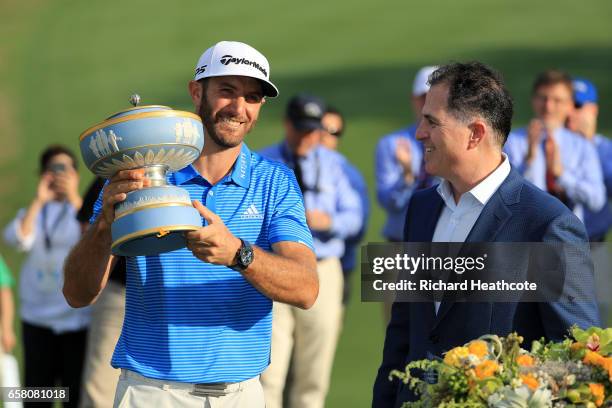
0, 0, 611, 406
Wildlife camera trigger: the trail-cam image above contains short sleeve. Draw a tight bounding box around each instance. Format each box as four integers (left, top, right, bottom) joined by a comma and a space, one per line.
77, 178, 106, 224
0, 255, 15, 287
89, 181, 107, 225
268, 168, 314, 250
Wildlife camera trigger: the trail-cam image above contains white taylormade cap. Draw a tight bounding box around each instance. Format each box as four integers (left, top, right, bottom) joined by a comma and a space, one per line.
412, 66, 438, 96
194, 41, 279, 98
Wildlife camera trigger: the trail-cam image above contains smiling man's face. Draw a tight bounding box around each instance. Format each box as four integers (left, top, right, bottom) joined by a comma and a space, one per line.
416, 83, 472, 179
198, 76, 264, 148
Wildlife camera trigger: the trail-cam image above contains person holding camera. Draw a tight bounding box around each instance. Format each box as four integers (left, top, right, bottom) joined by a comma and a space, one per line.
3, 144, 90, 408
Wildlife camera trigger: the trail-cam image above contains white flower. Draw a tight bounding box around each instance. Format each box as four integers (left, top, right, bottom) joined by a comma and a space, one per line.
488, 386, 552, 408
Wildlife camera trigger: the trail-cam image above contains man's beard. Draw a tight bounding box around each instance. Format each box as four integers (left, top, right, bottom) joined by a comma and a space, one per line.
198, 95, 257, 148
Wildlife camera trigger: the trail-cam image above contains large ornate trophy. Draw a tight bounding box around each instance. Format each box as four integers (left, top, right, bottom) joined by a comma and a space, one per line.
79, 95, 204, 256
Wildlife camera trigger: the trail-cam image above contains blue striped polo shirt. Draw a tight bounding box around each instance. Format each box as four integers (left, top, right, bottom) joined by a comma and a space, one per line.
91, 143, 313, 383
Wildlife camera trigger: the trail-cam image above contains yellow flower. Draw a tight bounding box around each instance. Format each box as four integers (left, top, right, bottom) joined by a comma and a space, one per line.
584, 351, 605, 366
467, 340, 489, 359
570, 342, 584, 352
443, 347, 470, 367
516, 354, 535, 367
588, 383, 605, 407
583, 351, 612, 382
603, 359, 612, 383
520, 374, 539, 391
474, 360, 499, 379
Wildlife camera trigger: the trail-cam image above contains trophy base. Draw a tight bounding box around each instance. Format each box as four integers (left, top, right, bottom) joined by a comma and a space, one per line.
111, 203, 202, 256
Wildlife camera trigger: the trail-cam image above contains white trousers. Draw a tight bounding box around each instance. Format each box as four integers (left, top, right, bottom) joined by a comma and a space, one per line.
113, 370, 265, 408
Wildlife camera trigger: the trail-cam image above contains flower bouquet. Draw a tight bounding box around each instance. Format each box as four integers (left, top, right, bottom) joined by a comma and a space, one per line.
390, 326, 612, 407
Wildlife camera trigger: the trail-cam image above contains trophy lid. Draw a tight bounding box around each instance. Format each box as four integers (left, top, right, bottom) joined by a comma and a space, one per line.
106, 105, 174, 120
105, 94, 172, 120
78, 94, 204, 178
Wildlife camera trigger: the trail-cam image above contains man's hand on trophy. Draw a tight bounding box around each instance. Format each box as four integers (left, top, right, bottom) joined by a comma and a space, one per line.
185, 200, 242, 266
100, 169, 151, 227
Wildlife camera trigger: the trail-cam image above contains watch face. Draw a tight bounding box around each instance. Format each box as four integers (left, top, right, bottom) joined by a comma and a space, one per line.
240, 246, 254, 266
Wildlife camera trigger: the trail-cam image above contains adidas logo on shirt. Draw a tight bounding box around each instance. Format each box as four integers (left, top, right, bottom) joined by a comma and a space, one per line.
240, 204, 264, 219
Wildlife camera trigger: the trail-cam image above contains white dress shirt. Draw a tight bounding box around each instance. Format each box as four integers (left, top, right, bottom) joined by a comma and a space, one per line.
432, 154, 511, 312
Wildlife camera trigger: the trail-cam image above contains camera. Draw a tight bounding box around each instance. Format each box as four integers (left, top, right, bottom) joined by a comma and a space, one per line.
48, 163, 66, 174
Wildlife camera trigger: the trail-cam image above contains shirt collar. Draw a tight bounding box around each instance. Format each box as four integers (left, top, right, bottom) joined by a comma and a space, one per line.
172, 143, 252, 189
436, 178, 455, 209
436, 153, 511, 208
173, 164, 200, 185
469, 153, 511, 205
228, 143, 252, 189
281, 140, 317, 161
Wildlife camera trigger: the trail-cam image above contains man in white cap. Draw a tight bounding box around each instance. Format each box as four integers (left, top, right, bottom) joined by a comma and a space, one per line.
374, 65, 438, 322
63, 41, 319, 408
375, 66, 438, 243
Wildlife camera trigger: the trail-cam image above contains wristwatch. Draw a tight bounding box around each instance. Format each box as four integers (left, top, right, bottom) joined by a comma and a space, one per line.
232, 239, 254, 271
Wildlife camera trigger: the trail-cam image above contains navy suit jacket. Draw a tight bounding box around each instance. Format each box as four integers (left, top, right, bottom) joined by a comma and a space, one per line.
372, 168, 600, 408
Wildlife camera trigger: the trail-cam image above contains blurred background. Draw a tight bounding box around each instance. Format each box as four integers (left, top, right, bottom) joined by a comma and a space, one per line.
0, 0, 611, 405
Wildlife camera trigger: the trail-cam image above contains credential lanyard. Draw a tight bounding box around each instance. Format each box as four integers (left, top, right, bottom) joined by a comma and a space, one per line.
281, 143, 321, 193
42, 203, 69, 251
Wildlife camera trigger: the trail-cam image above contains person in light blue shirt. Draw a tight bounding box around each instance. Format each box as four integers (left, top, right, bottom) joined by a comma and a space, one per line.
504, 70, 605, 221
375, 66, 438, 242
63, 41, 318, 408
320, 106, 370, 305
375, 66, 439, 325
567, 77, 612, 241
259, 94, 362, 408
566, 77, 612, 324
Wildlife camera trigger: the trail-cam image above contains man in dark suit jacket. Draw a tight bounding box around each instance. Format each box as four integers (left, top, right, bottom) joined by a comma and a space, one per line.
372, 62, 601, 408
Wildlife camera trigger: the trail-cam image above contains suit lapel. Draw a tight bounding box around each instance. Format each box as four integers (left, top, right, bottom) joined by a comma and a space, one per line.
422, 192, 444, 242
407, 189, 444, 242
464, 193, 512, 242
431, 170, 521, 331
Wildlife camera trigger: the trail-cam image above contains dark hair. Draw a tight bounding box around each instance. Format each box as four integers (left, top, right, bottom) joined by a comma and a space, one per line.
197, 78, 209, 90
429, 61, 514, 146
40, 144, 78, 174
325, 106, 345, 137
532, 69, 573, 95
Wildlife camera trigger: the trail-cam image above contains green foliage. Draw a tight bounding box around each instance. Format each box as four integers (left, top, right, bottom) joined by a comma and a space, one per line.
531, 338, 574, 361
572, 326, 612, 356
